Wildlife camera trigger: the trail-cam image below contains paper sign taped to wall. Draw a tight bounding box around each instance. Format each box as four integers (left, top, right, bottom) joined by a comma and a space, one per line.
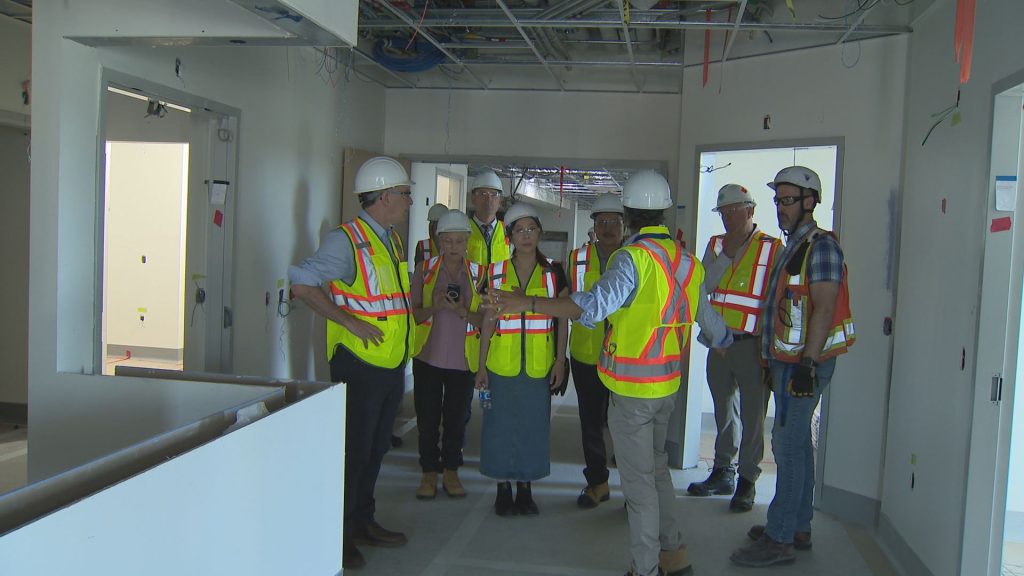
213, 209, 224, 227
209, 180, 229, 205
996, 176, 1017, 212
990, 216, 1012, 233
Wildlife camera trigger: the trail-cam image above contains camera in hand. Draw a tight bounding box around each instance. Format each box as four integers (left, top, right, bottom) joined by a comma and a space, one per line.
446, 283, 461, 302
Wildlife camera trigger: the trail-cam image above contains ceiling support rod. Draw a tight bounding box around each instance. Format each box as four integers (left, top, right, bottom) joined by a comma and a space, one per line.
375, 0, 489, 89
494, 0, 563, 90
616, 0, 641, 92
719, 0, 747, 65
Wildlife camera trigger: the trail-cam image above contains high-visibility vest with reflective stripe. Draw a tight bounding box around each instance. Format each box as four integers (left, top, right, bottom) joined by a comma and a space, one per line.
568, 242, 606, 365
706, 231, 781, 335
412, 256, 483, 372
598, 227, 702, 399
326, 218, 412, 368
467, 219, 511, 269
486, 259, 557, 378
415, 238, 437, 263
770, 230, 856, 362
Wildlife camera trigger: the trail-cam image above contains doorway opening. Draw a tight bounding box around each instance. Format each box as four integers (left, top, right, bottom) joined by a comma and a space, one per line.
687, 142, 841, 503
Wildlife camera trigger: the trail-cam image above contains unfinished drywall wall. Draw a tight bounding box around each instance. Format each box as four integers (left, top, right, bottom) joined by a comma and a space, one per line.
0, 125, 29, 408
884, 2, 1024, 574
30, 3, 384, 480
679, 35, 908, 516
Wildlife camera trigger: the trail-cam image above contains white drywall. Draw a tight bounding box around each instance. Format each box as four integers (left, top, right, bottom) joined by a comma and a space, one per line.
679, 35, 908, 505
0, 125, 30, 405
30, 2, 384, 480
0, 17, 30, 119
884, 1, 1024, 574
0, 384, 345, 575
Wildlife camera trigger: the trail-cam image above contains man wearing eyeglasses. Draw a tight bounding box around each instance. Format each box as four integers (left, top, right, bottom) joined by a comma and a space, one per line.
568, 193, 626, 510
289, 156, 416, 571
467, 170, 512, 271
730, 166, 856, 568
688, 185, 781, 514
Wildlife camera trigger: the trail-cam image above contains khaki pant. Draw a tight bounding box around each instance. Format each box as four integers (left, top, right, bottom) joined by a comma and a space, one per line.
706, 336, 770, 481
608, 392, 683, 576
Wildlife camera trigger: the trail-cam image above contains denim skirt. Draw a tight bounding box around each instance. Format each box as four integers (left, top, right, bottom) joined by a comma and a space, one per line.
479, 370, 551, 482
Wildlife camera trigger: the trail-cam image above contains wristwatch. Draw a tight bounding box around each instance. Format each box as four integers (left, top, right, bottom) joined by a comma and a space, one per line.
800, 356, 818, 368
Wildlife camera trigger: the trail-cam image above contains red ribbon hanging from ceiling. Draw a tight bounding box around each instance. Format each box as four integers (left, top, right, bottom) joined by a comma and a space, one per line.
954, 0, 976, 84
702, 9, 711, 87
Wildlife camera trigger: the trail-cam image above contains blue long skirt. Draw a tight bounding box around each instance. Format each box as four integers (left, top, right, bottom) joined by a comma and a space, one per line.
479, 370, 551, 482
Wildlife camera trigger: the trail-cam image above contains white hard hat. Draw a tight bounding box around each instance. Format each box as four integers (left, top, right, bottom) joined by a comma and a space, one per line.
621, 170, 673, 210
471, 170, 503, 194
768, 166, 822, 196
354, 156, 412, 194
503, 202, 540, 229
590, 193, 624, 216
712, 184, 756, 212
427, 203, 449, 222
436, 209, 471, 234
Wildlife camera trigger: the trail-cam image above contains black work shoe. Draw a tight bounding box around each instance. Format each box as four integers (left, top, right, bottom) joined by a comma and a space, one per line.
730, 534, 796, 567
748, 524, 812, 550
686, 467, 735, 496
495, 481, 516, 516
515, 481, 540, 516
730, 475, 756, 512
343, 543, 366, 570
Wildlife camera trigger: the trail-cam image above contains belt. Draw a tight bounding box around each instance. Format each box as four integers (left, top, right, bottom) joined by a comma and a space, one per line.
731, 333, 758, 342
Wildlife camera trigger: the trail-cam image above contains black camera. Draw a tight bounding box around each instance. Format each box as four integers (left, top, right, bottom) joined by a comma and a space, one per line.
446, 283, 461, 302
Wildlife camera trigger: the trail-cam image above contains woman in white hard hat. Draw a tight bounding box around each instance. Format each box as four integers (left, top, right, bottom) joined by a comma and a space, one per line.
410, 209, 484, 501
475, 202, 568, 517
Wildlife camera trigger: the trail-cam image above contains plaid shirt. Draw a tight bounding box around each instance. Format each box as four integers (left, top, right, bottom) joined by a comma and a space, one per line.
760, 220, 845, 360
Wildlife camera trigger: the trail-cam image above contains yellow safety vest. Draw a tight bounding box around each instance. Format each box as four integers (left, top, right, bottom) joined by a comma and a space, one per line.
415, 238, 438, 263
412, 256, 483, 372
770, 230, 856, 362
598, 226, 702, 399
568, 242, 607, 365
486, 259, 557, 378
326, 218, 412, 368
467, 219, 511, 270
706, 230, 781, 335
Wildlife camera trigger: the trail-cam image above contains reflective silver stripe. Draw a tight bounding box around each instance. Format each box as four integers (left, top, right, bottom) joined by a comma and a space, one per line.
713, 292, 761, 310
636, 239, 686, 325
600, 354, 681, 380
712, 236, 723, 256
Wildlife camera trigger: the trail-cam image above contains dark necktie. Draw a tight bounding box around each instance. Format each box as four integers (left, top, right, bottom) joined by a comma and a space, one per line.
482, 223, 493, 244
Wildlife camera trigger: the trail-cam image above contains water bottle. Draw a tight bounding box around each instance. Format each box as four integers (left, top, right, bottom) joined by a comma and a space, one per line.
479, 388, 492, 410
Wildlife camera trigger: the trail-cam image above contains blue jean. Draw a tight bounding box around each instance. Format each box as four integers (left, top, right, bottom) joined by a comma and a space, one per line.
765, 357, 836, 545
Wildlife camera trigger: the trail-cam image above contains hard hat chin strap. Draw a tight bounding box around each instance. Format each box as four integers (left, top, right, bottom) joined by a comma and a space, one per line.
782, 189, 817, 238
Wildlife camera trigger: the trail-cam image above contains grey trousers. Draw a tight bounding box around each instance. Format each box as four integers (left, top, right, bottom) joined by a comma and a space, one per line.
608, 392, 683, 576
706, 336, 770, 481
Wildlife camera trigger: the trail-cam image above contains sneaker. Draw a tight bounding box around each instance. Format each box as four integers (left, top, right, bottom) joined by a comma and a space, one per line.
442, 469, 467, 498
577, 482, 611, 509
730, 534, 796, 567
747, 525, 812, 550
515, 481, 540, 516
659, 544, 694, 576
416, 471, 438, 500
729, 475, 756, 512
495, 481, 516, 517
686, 467, 735, 496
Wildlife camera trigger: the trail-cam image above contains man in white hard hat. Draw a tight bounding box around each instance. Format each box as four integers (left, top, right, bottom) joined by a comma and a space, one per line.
289, 155, 415, 570
467, 169, 511, 270
568, 193, 625, 510
415, 202, 449, 266
489, 171, 732, 576
730, 166, 855, 568
687, 184, 781, 513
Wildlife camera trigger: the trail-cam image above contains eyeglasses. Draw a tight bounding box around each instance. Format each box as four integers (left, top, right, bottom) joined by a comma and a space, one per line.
773, 196, 802, 207
474, 190, 501, 198
389, 189, 413, 198
595, 218, 623, 227
717, 204, 750, 215
511, 226, 540, 236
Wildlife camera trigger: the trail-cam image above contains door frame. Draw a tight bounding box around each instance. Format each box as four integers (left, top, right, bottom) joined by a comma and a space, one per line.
961, 68, 1024, 576
95, 69, 240, 374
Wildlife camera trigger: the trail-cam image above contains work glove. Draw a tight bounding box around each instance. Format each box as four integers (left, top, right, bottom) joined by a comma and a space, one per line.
787, 364, 816, 397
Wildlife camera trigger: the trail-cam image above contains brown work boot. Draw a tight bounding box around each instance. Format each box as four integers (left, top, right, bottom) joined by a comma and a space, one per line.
659, 544, 694, 576
352, 521, 407, 548
747, 524, 812, 550
442, 469, 467, 498
416, 472, 438, 500
577, 482, 611, 509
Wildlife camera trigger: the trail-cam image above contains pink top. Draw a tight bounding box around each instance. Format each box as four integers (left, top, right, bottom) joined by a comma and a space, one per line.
411, 259, 475, 371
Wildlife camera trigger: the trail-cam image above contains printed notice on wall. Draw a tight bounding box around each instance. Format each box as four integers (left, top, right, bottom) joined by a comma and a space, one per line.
995, 176, 1017, 212
209, 180, 229, 206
